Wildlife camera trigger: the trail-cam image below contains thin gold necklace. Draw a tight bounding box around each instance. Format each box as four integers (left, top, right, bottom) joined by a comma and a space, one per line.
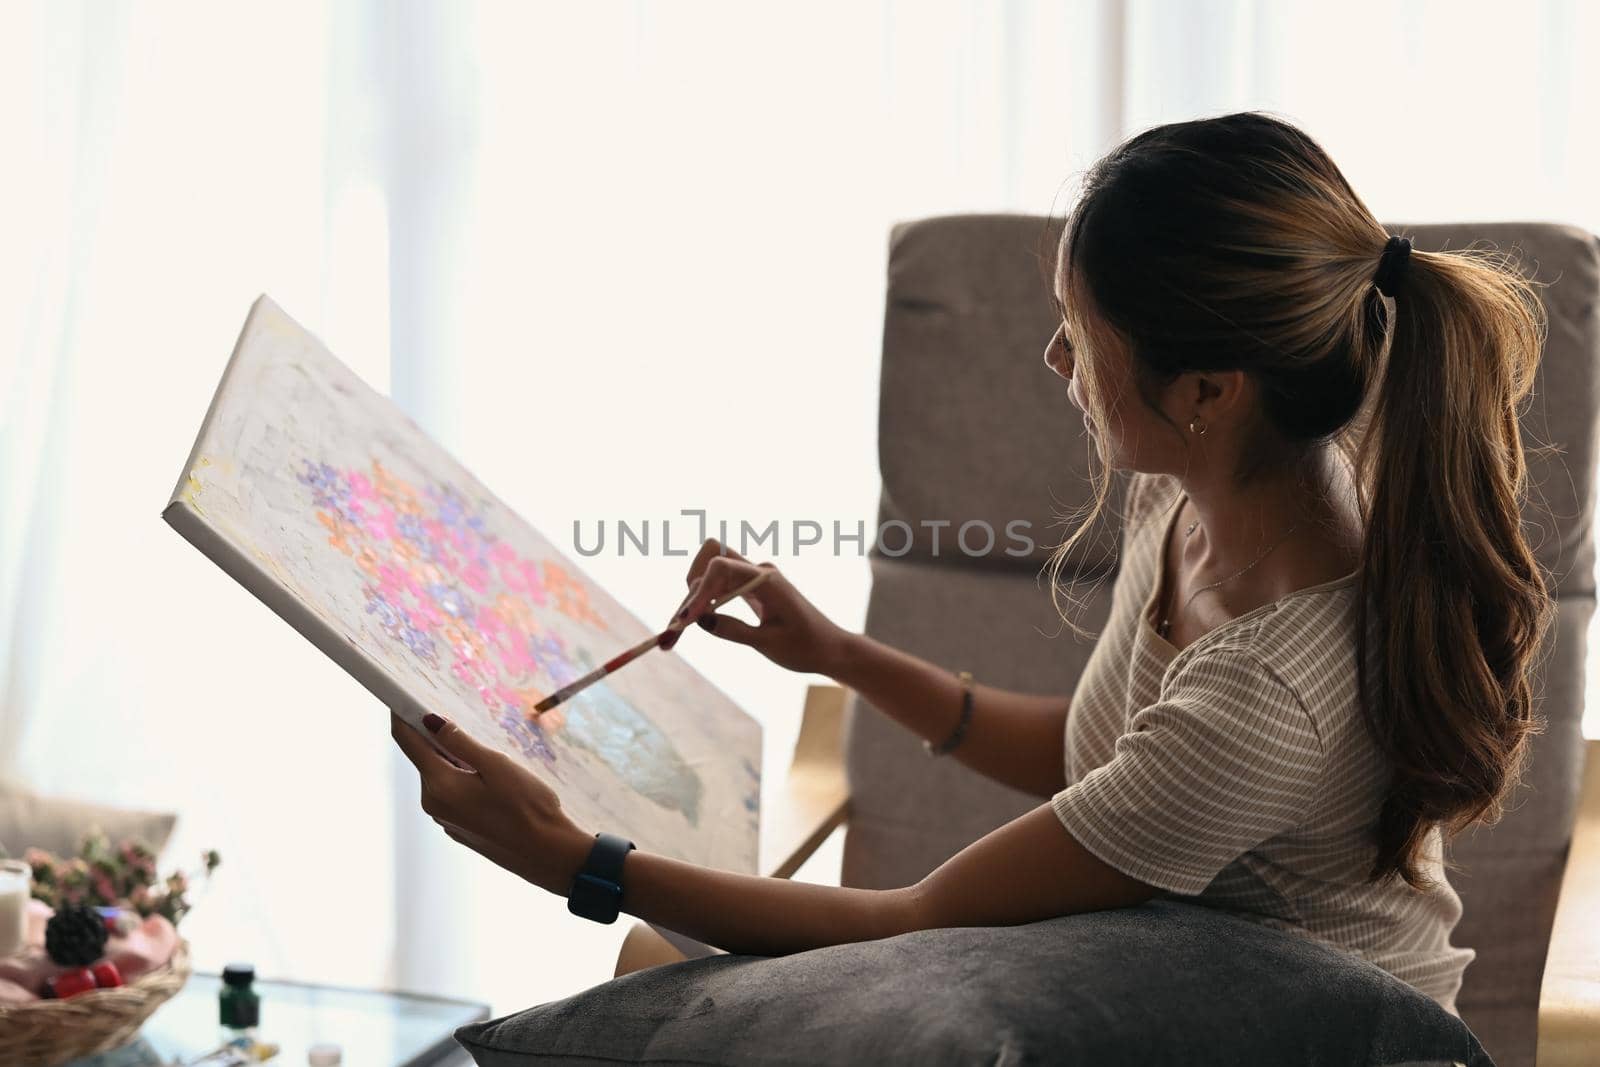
1157, 517, 1301, 638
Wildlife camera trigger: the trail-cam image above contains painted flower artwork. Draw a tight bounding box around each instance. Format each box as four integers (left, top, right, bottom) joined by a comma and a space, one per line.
298, 457, 706, 825
166, 296, 759, 873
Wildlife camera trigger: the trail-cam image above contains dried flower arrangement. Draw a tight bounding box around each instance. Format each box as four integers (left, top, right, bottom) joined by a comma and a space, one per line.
14, 831, 220, 927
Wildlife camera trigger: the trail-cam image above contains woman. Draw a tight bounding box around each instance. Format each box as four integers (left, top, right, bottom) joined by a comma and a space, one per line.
392, 111, 1551, 1019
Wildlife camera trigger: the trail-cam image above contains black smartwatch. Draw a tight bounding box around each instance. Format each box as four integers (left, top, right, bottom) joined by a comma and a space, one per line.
567, 832, 636, 924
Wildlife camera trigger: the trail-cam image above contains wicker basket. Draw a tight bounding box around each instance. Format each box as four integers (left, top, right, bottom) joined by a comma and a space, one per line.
0, 940, 191, 1067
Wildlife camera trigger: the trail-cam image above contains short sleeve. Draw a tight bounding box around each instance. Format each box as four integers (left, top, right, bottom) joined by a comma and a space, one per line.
1121, 472, 1178, 556
1121, 473, 1155, 553
1050, 649, 1325, 896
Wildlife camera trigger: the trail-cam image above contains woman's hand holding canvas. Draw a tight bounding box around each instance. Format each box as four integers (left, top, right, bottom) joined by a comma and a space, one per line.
390, 710, 592, 896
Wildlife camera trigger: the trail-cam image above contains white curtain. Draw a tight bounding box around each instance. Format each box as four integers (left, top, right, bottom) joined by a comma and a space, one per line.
2, 0, 401, 994
6, 0, 1597, 1013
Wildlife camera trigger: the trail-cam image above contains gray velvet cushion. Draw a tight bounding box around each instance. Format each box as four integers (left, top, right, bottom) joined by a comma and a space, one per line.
455, 900, 1494, 1066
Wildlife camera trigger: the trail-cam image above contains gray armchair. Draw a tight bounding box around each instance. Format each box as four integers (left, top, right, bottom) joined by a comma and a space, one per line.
620, 216, 1600, 1067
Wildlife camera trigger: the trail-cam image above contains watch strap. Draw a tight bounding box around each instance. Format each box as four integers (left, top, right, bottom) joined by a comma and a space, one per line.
585, 832, 635, 883
567, 832, 636, 923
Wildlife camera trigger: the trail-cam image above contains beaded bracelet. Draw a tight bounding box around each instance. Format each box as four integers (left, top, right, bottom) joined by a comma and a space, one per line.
924, 670, 975, 757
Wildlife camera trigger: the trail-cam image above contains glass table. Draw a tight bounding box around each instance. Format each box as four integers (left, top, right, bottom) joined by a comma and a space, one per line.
66, 972, 491, 1067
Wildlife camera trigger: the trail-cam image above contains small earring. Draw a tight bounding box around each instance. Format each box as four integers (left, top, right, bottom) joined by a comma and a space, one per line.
1189, 416, 1208, 435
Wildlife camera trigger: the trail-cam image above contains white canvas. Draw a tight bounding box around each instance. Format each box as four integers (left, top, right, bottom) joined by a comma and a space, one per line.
165, 296, 761, 874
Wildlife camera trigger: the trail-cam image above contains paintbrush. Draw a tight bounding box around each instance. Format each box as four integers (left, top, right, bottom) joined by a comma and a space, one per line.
528, 568, 773, 716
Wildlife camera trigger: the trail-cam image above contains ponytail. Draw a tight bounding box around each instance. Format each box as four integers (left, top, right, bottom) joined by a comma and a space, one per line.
1355, 241, 1554, 889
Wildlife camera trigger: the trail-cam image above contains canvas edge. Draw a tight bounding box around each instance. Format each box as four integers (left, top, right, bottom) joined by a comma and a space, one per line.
166, 293, 279, 509
160, 496, 432, 728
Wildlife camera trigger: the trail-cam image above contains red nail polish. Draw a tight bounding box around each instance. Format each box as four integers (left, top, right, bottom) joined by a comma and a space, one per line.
659, 630, 681, 651
423, 713, 446, 733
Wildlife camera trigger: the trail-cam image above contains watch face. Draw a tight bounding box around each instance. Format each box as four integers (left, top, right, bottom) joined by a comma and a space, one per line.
569, 873, 624, 923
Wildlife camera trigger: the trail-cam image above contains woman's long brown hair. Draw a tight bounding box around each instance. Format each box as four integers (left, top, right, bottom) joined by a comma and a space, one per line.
1040, 111, 1556, 890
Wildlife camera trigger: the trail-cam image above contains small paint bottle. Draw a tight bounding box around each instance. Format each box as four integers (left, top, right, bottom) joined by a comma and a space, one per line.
219, 962, 261, 1044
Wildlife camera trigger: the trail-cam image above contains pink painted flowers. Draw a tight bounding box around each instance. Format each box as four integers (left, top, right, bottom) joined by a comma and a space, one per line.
299, 458, 611, 766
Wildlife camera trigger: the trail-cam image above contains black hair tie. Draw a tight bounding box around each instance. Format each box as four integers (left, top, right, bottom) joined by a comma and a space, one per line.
1373, 235, 1412, 298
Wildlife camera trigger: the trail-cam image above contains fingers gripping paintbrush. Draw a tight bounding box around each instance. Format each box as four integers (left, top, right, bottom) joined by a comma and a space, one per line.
528, 569, 772, 716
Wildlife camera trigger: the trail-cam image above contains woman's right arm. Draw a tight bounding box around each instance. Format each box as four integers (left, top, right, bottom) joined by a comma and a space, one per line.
828, 631, 1070, 799
669, 540, 1071, 800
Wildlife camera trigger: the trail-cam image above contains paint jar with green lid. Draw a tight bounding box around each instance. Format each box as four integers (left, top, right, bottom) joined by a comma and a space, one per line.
219, 962, 261, 1043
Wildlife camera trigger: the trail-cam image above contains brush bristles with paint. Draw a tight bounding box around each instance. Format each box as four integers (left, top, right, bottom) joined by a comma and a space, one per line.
528, 568, 773, 716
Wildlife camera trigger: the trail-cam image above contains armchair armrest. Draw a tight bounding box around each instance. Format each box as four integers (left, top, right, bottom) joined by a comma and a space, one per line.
1537, 737, 1600, 1066
615, 684, 853, 976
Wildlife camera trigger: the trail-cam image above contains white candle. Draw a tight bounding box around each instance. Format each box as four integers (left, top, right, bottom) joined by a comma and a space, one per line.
0, 860, 30, 959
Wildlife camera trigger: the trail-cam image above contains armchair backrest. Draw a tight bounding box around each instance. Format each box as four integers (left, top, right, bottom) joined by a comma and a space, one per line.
844, 214, 1600, 1067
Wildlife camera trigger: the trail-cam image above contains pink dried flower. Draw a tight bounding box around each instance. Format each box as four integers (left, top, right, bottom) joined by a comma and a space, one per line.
25, 849, 58, 885
91, 871, 118, 905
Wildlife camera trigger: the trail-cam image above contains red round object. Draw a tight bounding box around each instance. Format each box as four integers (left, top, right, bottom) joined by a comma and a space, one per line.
48, 968, 97, 999
91, 961, 124, 988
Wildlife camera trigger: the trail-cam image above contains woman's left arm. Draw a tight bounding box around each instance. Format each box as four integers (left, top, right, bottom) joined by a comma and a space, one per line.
623, 804, 1160, 956
392, 712, 1160, 957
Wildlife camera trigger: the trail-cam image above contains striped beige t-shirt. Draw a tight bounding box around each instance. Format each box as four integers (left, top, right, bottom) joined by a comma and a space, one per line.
1050, 474, 1475, 1016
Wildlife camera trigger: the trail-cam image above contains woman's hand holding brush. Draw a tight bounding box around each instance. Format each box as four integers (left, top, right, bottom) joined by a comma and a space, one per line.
531, 541, 847, 716
663, 538, 853, 676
